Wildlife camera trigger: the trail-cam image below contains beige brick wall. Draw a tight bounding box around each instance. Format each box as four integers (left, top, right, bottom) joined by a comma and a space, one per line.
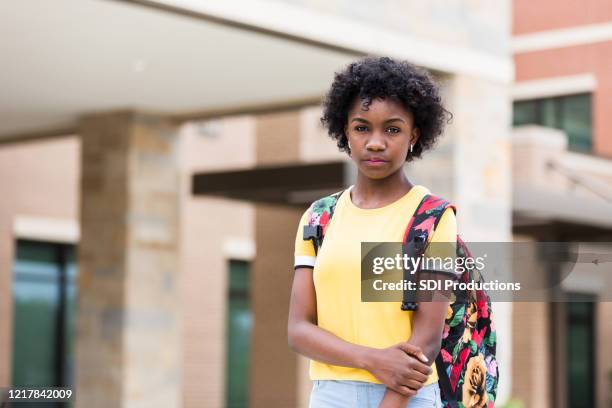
511, 302, 552, 408
250, 204, 303, 408
256, 110, 301, 166
179, 196, 255, 408
596, 302, 612, 408
510, 235, 552, 407
178, 118, 256, 408
181, 116, 256, 172
0, 136, 81, 387
298, 106, 347, 163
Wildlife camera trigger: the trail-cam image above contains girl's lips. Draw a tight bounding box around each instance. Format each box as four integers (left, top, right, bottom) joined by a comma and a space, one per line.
365, 159, 388, 166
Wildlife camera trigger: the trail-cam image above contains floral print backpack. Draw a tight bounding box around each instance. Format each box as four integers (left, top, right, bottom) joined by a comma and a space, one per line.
303, 191, 499, 408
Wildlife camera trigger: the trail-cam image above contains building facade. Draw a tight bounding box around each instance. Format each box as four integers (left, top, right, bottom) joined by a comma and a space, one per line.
1, 1, 610, 408
511, 1, 612, 407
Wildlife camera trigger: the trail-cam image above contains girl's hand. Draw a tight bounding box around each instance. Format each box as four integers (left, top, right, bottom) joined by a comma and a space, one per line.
364, 342, 432, 397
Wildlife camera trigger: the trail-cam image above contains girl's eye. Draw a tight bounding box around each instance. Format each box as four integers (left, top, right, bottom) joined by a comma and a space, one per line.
386, 127, 400, 134
355, 125, 368, 132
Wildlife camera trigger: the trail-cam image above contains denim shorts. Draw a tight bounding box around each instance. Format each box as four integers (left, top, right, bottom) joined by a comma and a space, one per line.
309, 380, 442, 408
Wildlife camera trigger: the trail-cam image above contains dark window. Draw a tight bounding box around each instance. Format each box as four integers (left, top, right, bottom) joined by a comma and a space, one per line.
513, 94, 592, 153
566, 298, 595, 408
225, 260, 252, 408
12, 239, 77, 408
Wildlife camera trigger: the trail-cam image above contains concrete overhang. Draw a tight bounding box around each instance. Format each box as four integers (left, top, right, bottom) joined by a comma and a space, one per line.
511, 126, 612, 233
192, 161, 347, 206
1, 0, 513, 144
0, 0, 359, 142
513, 185, 612, 230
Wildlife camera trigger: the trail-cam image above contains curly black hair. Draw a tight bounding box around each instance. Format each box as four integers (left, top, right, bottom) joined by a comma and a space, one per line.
320, 56, 452, 161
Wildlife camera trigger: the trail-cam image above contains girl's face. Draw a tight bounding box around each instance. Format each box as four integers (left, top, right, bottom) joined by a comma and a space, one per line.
345, 97, 419, 180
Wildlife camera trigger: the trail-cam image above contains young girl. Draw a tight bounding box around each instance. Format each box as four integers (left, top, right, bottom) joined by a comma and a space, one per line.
288, 57, 456, 408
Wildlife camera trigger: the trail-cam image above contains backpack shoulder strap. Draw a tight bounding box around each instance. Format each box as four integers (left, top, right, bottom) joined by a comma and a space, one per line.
303, 190, 343, 255
403, 193, 456, 246
401, 193, 456, 311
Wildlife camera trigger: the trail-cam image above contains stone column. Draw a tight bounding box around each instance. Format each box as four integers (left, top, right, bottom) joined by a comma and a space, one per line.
76, 111, 181, 408
448, 75, 513, 405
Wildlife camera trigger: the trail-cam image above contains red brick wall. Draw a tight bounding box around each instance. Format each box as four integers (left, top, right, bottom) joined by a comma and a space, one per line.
513, 0, 612, 34
515, 42, 612, 158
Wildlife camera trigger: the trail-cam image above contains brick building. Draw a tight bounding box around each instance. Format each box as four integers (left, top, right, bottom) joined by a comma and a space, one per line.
0, 1, 610, 407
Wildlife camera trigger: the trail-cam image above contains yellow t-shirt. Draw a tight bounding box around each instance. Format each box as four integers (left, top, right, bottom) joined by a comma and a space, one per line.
293, 184, 457, 385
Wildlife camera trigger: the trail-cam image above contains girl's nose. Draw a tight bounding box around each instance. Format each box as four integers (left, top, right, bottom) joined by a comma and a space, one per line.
366, 132, 386, 151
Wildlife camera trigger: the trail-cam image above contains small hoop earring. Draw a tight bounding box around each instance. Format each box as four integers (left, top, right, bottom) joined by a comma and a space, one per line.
409, 144, 414, 153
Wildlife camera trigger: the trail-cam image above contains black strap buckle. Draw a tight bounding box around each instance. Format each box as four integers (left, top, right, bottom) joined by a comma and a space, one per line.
303, 225, 323, 255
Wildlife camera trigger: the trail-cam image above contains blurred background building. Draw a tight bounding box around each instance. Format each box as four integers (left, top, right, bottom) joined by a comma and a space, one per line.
0, 1, 610, 407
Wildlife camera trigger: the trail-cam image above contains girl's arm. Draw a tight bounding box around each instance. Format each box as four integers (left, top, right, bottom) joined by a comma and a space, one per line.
379, 208, 457, 407
288, 267, 432, 396
378, 300, 449, 408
